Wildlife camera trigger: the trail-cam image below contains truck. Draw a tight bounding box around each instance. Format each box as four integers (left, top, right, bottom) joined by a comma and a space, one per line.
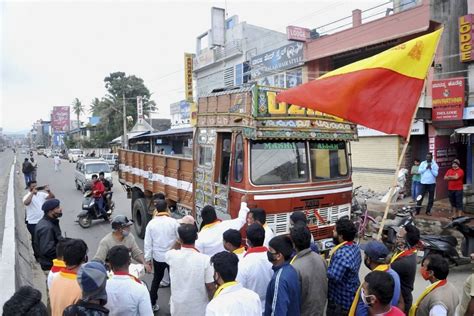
118, 85, 358, 251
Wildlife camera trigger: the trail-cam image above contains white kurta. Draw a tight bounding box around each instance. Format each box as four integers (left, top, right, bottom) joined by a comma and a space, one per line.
205, 283, 262, 316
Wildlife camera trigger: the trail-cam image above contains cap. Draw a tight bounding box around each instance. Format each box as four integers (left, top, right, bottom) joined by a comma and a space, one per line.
452, 159, 460, 166
178, 215, 195, 225
360, 241, 389, 263
111, 215, 133, 230
77, 262, 108, 303
42, 199, 60, 213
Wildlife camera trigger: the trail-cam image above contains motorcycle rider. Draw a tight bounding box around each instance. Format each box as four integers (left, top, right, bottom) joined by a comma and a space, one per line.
91, 174, 106, 219
99, 172, 112, 211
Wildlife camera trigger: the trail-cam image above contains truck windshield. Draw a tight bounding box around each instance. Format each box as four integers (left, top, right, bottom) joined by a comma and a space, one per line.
86, 163, 110, 174
250, 141, 308, 185
250, 140, 348, 185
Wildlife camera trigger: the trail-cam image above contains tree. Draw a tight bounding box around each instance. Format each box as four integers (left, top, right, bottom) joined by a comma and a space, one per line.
89, 97, 101, 116
72, 98, 84, 129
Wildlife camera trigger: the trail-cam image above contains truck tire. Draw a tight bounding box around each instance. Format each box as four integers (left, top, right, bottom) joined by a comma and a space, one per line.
132, 198, 148, 239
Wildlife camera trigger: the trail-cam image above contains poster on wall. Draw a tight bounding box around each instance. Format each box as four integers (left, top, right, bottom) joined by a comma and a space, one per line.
431, 78, 465, 122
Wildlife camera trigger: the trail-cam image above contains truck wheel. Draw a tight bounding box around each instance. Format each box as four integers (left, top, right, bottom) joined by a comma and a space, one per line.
132, 198, 148, 239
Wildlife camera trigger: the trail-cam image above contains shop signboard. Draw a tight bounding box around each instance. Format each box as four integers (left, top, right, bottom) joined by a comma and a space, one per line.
137, 96, 144, 124
184, 53, 194, 102
431, 78, 465, 122
286, 26, 310, 42
463, 106, 474, 119
459, 14, 474, 62
51, 106, 70, 132
250, 42, 304, 79
357, 120, 425, 136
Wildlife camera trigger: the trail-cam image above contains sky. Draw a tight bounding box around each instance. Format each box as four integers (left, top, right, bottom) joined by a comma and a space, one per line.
0, 0, 392, 133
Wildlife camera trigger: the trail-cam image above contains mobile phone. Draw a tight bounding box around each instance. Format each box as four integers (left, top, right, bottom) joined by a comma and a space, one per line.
36, 186, 46, 191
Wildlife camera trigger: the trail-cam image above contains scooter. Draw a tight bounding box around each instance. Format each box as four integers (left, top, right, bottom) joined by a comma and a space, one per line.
77, 189, 114, 228
419, 216, 474, 265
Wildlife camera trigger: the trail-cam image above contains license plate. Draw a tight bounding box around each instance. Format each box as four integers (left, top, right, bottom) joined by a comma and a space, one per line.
417, 250, 424, 258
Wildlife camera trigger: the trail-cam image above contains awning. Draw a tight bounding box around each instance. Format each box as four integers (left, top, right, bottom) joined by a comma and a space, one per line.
450, 126, 474, 144
134, 127, 193, 139
110, 131, 149, 144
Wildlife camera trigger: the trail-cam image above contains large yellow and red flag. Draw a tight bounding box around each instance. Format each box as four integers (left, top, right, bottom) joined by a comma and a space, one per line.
276, 28, 443, 138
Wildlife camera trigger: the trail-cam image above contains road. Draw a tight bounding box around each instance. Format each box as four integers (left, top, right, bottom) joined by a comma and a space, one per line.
22, 153, 171, 315
6, 152, 472, 315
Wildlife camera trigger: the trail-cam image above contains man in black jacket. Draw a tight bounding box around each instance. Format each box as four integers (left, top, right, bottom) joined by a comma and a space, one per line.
33, 198, 63, 272
22, 158, 34, 189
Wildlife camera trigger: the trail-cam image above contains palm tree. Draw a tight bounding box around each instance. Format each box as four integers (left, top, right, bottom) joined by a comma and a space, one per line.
72, 98, 84, 129
89, 97, 101, 115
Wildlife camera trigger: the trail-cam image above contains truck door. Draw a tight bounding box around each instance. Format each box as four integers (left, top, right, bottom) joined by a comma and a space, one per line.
214, 132, 232, 219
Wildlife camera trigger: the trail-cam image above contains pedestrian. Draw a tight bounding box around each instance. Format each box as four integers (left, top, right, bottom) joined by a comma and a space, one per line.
458, 258, 474, 316
195, 195, 249, 256
410, 254, 459, 316
22, 157, 34, 188
223, 229, 245, 260
390, 224, 420, 314
2, 285, 48, 316
444, 158, 465, 218
290, 211, 319, 253
33, 198, 63, 272
47, 237, 72, 289
63, 261, 110, 316
50, 238, 88, 316
90, 150, 96, 157
105, 245, 152, 315
206, 251, 261, 316
23, 181, 54, 252
30, 157, 38, 181
411, 158, 421, 201
326, 217, 361, 316
416, 153, 439, 215
53, 154, 61, 172
93, 215, 151, 272
165, 224, 215, 316
354, 241, 401, 316
237, 224, 273, 310
247, 208, 275, 247
289, 223, 327, 316
91, 174, 107, 218
265, 235, 301, 316
362, 271, 405, 316
144, 199, 179, 312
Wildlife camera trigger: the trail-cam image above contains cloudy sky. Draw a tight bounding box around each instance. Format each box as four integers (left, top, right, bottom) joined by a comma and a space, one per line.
1, 0, 390, 133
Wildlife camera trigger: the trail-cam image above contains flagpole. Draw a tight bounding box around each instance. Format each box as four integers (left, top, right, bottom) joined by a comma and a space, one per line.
376, 91, 423, 241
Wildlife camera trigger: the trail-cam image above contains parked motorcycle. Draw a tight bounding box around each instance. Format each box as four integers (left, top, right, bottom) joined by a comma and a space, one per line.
381, 205, 417, 249
419, 216, 474, 265
77, 189, 114, 228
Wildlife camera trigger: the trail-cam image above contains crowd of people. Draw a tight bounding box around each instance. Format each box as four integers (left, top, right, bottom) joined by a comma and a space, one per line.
3, 184, 474, 316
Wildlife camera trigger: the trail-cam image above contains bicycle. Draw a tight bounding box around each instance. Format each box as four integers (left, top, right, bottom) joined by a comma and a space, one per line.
351, 186, 376, 243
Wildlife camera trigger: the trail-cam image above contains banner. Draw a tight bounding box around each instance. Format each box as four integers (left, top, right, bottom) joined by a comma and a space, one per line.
250, 42, 304, 79
432, 77, 465, 121
184, 53, 194, 102
51, 106, 70, 132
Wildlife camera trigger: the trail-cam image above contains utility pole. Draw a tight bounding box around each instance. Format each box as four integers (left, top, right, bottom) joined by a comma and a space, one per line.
122, 92, 128, 149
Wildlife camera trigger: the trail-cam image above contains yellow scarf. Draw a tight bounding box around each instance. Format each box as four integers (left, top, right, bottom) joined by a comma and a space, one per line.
233, 247, 245, 255
201, 220, 222, 231
409, 279, 447, 316
390, 247, 417, 264
327, 241, 352, 265
213, 281, 238, 299
348, 264, 390, 316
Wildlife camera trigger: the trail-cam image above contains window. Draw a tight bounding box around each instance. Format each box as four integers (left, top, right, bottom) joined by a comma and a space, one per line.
218, 133, 232, 184
199, 145, 213, 167
234, 134, 244, 182
235, 64, 243, 86
309, 141, 348, 181
85, 163, 110, 174
251, 141, 308, 185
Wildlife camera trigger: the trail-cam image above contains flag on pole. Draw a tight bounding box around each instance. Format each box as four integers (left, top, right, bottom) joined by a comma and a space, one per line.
276, 28, 443, 138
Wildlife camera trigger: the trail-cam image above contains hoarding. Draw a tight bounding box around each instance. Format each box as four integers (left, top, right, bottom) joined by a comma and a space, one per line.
184, 53, 194, 102
137, 96, 144, 124
459, 14, 474, 62
431, 78, 465, 122
51, 106, 70, 132
250, 42, 304, 78
286, 26, 310, 42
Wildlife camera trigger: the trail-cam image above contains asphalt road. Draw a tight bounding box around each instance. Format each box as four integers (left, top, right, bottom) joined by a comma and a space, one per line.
24, 154, 171, 315
9, 153, 472, 315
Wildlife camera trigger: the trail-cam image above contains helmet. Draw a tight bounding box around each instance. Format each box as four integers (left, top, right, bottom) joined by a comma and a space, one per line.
111, 215, 133, 230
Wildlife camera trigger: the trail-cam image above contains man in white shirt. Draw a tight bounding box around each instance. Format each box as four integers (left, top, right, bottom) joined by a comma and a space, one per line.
165, 224, 215, 316
237, 223, 272, 310
105, 245, 153, 316
144, 199, 179, 312
206, 251, 261, 316
223, 229, 245, 260
247, 208, 274, 247
23, 181, 54, 256
196, 195, 249, 256
53, 155, 61, 172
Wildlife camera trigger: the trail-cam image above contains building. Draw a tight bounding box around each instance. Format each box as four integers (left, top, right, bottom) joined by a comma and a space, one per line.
194, 7, 289, 97
170, 100, 191, 129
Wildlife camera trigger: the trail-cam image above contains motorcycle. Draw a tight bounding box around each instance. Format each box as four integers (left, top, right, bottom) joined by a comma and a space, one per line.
77, 189, 114, 228
419, 216, 474, 265
381, 205, 416, 249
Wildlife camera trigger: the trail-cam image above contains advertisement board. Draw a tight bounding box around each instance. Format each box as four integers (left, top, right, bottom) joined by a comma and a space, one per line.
431, 78, 465, 122
357, 120, 425, 137
137, 96, 144, 124
184, 53, 194, 102
51, 106, 70, 132
250, 42, 304, 78
286, 26, 310, 42
459, 14, 474, 62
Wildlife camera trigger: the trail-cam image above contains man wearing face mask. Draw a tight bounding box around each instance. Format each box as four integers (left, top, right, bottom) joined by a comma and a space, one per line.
206, 251, 261, 315
265, 235, 301, 316
361, 271, 405, 316
33, 198, 63, 272
93, 215, 151, 274
410, 254, 459, 316
352, 241, 401, 316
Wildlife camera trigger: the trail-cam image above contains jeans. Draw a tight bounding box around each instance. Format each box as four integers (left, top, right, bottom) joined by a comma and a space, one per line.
411, 181, 420, 200
95, 196, 106, 217
26, 223, 38, 258
416, 183, 436, 214
149, 260, 169, 306
326, 300, 349, 316
23, 173, 32, 187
